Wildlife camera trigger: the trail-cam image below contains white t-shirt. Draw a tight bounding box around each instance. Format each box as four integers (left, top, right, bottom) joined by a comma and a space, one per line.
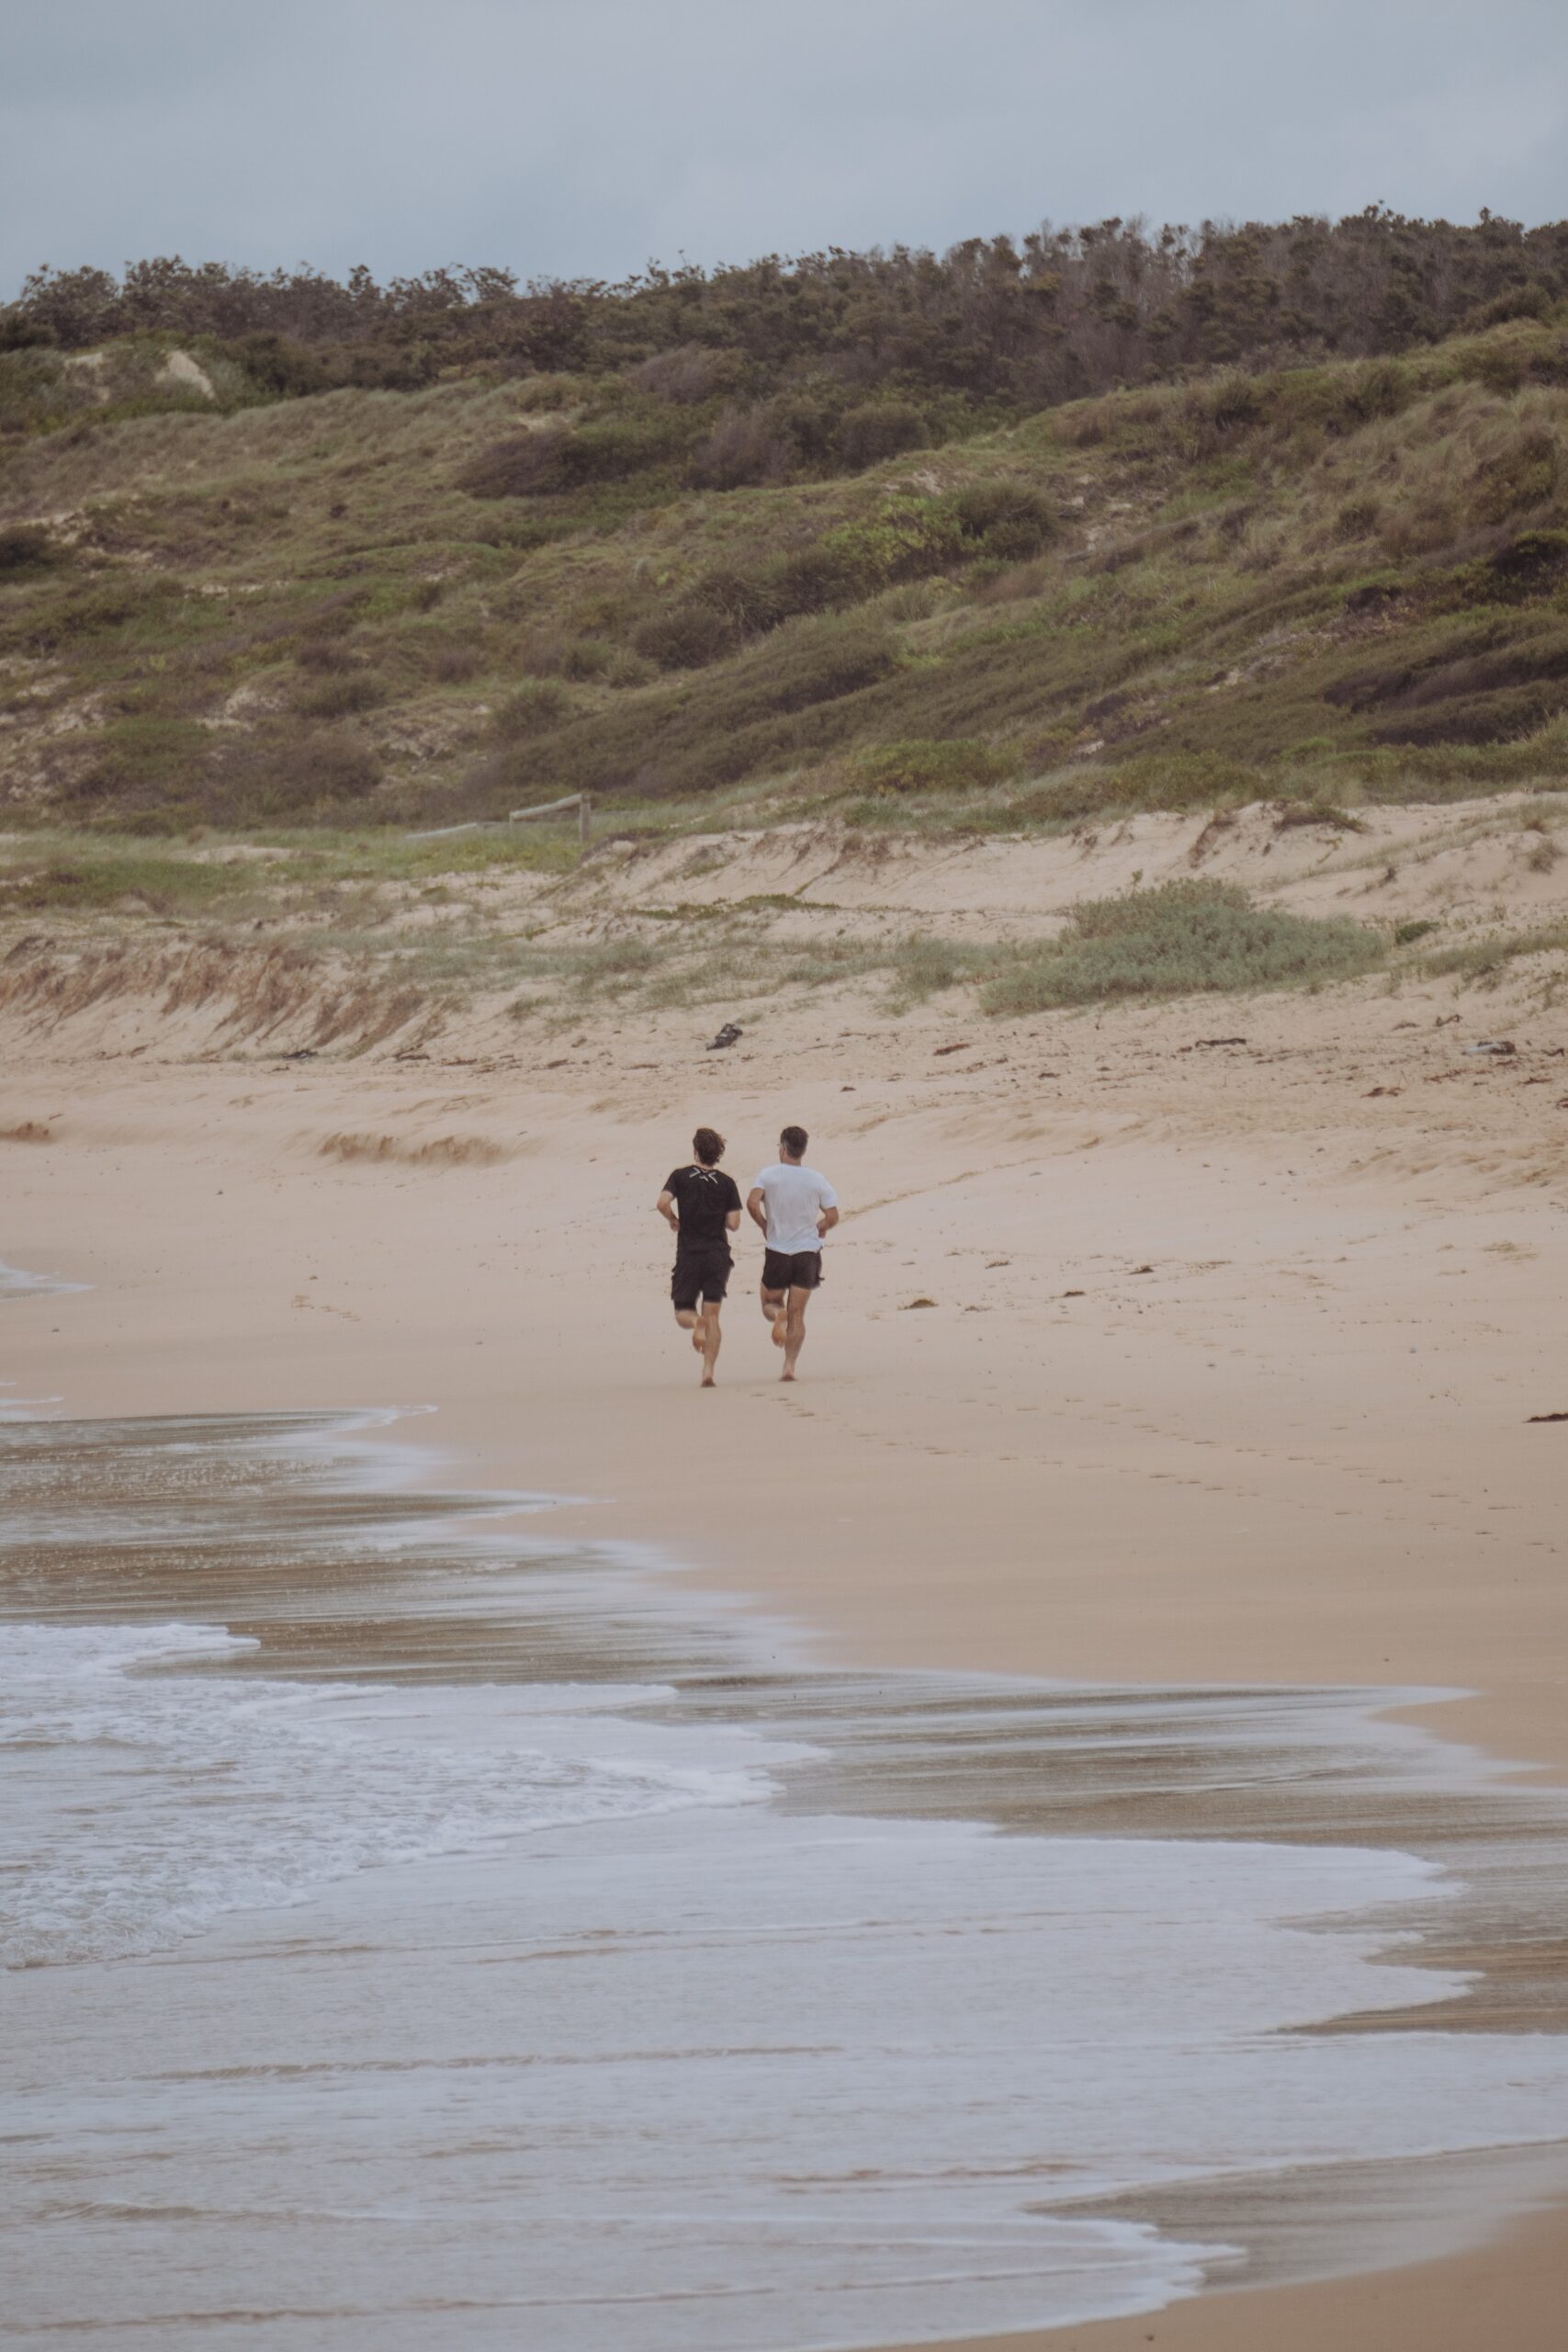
752, 1162, 838, 1255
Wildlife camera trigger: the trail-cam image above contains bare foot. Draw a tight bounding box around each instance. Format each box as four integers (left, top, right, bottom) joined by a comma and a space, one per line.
692, 1324, 705, 1353
780, 1369, 795, 1382
701, 1374, 716, 1387
772, 1318, 787, 1348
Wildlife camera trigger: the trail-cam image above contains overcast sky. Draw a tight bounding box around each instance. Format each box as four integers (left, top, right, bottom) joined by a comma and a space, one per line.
5, 0, 1566, 297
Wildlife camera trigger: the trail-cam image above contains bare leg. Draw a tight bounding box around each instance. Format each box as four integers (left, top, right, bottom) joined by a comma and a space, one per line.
761, 1283, 787, 1348
781, 1284, 811, 1381
675, 1306, 703, 1355
700, 1300, 723, 1386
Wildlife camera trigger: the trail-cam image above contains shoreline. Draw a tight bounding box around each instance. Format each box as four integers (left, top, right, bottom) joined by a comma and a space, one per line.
883, 2200, 1568, 2352
10, 1397, 1568, 2351
6, 1009, 1568, 2345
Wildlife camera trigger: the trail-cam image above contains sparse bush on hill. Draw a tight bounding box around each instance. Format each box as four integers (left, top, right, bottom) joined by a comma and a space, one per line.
981, 881, 1383, 1014
1474, 425, 1560, 522
15, 211, 1568, 416
687, 403, 797, 490
952, 482, 1055, 560
7, 234, 1568, 833
632, 601, 738, 671
296, 635, 357, 673
202, 727, 383, 821
850, 739, 1009, 794
492, 680, 572, 737
461, 402, 694, 500
835, 401, 929, 470
297, 672, 388, 719
0, 523, 61, 572
758, 616, 904, 712
428, 643, 483, 684
468, 614, 902, 807
558, 635, 613, 680
231, 332, 333, 399
630, 345, 749, 405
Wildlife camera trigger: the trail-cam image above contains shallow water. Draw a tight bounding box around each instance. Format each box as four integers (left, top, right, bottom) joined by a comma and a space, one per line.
5, 1409, 1568, 2349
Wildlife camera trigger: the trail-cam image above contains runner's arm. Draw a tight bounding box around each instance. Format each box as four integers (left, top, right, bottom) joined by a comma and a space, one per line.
818, 1205, 840, 1238
656, 1188, 680, 1232
746, 1186, 768, 1232
727, 1209, 741, 1231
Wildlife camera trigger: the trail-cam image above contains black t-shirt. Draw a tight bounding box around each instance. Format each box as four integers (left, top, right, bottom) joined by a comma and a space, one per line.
664, 1165, 741, 1249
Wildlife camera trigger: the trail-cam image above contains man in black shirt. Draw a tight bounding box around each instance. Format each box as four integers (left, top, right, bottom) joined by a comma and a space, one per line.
656, 1126, 742, 1386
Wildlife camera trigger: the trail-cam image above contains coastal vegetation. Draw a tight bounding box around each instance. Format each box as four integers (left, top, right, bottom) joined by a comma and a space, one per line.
2, 213, 1567, 1037
1, 211, 1567, 841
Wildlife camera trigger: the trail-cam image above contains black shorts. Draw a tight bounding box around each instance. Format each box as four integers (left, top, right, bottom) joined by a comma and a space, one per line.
671, 1247, 732, 1311
762, 1248, 823, 1294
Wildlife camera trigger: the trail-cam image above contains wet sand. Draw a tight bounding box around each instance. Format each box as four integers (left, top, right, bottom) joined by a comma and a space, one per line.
8, 1408, 1568, 2348
907, 2201, 1568, 2352
5, 1004, 1568, 2342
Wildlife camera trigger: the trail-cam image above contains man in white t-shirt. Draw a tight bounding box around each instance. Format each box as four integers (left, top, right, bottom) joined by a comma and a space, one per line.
747, 1125, 840, 1383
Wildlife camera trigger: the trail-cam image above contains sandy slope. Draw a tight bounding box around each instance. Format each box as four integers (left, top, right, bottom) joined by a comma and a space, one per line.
4, 788, 1566, 1068
4, 810, 1567, 2347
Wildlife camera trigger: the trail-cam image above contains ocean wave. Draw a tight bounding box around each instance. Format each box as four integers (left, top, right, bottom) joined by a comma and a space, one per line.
1, 1619, 770, 1967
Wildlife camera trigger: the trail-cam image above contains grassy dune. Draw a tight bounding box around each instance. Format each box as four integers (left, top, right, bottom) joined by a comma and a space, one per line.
2, 306, 1568, 839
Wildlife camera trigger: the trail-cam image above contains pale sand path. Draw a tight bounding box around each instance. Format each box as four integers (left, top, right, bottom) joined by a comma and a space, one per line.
3, 971, 1566, 2346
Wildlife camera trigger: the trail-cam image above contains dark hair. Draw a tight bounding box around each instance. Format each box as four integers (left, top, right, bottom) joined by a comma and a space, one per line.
692, 1126, 725, 1166
779, 1125, 808, 1159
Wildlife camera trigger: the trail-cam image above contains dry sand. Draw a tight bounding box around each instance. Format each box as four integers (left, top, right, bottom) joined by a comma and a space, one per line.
4, 807, 1567, 2346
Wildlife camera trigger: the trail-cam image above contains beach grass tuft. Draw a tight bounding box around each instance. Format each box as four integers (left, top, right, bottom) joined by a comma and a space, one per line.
980, 881, 1384, 1015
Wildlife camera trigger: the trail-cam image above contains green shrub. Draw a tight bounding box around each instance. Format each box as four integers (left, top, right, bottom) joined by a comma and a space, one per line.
1336, 496, 1382, 541
1490, 528, 1568, 591
476, 615, 901, 805
1088, 752, 1260, 813
429, 644, 483, 684
460, 426, 571, 498
0, 523, 62, 573
632, 602, 738, 670
205, 727, 382, 818
835, 401, 929, 469
15, 576, 181, 652
1343, 358, 1416, 423
851, 738, 1009, 794
558, 635, 614, 680
687, 402, 796, 490
493, 679, 571, 736
231, 332, 331, 398
885, 935, 994, 1004
71, 715, 210, 799
690, 565, 788, 636
951, 482, 1055, 560
631, 345, 750, 404
766, 539, 874, 616
758, 615, 902, 713
559, 409, 692, 484
296, 635, 356, 673
298, 672, 387, 718
981, 880, 1382, 1014
0, 309, 56, 351
1475, 427, 1560, 523
461, 405, 692, 499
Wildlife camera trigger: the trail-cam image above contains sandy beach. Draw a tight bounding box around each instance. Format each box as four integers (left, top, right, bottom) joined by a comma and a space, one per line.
5, 833, 1568, 2344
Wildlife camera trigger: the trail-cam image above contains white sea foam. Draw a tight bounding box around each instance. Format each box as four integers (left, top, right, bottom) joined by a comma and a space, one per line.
0, 1260, 89, 1300
0, 1620, 771, 1968
7, 1413, 1568, 2350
